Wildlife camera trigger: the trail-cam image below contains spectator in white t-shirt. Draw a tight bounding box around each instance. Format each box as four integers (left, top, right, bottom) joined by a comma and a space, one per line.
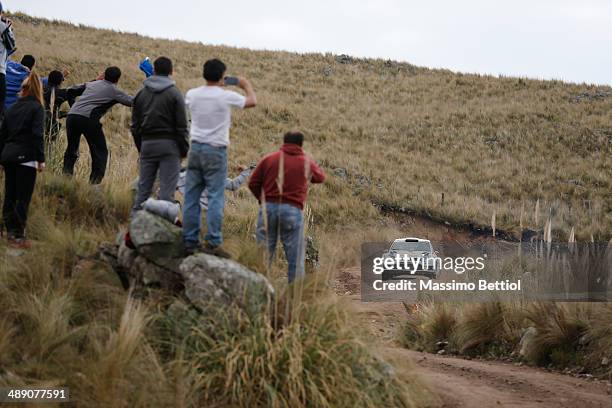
182, 58, 256, 257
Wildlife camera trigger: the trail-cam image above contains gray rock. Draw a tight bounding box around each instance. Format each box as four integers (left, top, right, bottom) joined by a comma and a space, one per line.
602, 357, 610, 366
378, 360, 395, 379
335, 54, 353, 64
570, 91, 612, 103
117, 241, 137, 271
579, 334, 590, 346
98, 242, 119, 268
130, 255, 181, 289
333, 167, 348, 180
519, 327, 538, 357
305, 235, 320, 270
180, 254, 274, 314
355, 174, 371, 187
129, 210, 184, 262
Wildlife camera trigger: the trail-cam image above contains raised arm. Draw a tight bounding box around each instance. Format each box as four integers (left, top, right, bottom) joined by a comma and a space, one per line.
238, 77, 257, 108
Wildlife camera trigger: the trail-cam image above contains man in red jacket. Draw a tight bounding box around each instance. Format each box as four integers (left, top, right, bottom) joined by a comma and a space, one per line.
248, 131, 325, 282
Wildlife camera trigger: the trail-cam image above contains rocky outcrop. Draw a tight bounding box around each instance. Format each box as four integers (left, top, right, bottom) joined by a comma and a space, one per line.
335, 54, 354, 64
181, 255, 274, 314
570, 91, 612, 103
101, 210, 274, 314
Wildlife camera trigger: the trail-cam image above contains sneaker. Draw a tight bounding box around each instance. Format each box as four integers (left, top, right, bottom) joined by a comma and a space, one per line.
8, 237, 32, 249
202, 242, 232, 259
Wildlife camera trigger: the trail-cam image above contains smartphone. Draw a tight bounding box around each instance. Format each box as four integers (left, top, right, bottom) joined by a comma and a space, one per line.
224, 76, 239, 86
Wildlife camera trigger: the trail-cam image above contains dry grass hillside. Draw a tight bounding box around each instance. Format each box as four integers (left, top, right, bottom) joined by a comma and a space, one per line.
11, 12, 611, 240
0, 12, 610, 407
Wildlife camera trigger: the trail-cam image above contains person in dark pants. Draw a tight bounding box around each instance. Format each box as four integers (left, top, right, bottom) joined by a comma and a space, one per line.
0, 70, 45, 249
63, 66, 133, 184
131, 56, 189, 216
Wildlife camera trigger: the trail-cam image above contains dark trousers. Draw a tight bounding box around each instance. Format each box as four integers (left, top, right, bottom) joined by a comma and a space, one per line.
132, 139, 181, 215
63, 114, 108, 184
2, 164, 37, 239
0, 73, 6, 123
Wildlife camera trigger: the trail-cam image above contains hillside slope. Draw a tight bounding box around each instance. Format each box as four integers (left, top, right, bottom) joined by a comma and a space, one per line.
9, 12, 611, 240
0, 12, 610, 408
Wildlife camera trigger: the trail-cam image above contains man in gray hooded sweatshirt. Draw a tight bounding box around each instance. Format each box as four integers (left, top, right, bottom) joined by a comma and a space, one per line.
131, 56, 189, 215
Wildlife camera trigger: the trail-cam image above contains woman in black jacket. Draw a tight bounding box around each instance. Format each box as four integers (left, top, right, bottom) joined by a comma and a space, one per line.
0, 70, 45, 248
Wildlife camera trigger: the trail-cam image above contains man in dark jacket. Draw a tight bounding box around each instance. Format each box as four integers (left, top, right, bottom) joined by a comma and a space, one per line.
131, 56, 189, 215
248, 131, 325, 282
62, 66, 133, 184
43, 70, 78, 141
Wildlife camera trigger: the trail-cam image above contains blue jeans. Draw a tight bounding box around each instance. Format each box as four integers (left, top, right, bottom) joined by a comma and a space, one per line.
182, 142, 227, 248
256, 202, 305, 283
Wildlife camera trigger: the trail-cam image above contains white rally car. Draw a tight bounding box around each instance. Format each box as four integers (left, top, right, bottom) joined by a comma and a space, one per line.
381, 237, 441, 280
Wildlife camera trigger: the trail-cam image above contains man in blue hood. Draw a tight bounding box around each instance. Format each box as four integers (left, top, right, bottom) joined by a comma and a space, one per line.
5, 55, 35, 110
131, 56, 189, 215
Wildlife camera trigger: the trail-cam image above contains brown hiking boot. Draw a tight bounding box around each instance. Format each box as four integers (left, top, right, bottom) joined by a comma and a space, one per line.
202, 242, 232, 259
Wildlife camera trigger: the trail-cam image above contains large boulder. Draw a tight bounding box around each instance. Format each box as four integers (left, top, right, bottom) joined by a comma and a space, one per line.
180, 254, 274, 314
131, 255, 183, 291
129, 210, 184, 264
101, 210, 274, 315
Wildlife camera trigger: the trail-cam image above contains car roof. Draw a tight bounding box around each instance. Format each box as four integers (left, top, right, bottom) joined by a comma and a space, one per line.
393, 237, 430, 243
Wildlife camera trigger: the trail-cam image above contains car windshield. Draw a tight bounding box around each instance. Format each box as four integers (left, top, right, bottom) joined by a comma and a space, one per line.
390, 241, 431, 252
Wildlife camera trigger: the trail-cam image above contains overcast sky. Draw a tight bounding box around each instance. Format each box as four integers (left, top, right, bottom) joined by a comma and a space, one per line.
9, 0, 612, 85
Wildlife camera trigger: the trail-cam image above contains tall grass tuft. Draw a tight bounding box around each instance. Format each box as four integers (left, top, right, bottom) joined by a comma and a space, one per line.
584, 304, 612, 379
400, 302, 457, 353
454, 302, 523, 355
151, 275, 422, 408
523, 303, 589, 366
77, 298, 151, 407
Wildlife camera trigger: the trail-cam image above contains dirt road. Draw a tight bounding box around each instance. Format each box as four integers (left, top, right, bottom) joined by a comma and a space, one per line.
337, 266, 612, 408
406, 348, 612, 407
